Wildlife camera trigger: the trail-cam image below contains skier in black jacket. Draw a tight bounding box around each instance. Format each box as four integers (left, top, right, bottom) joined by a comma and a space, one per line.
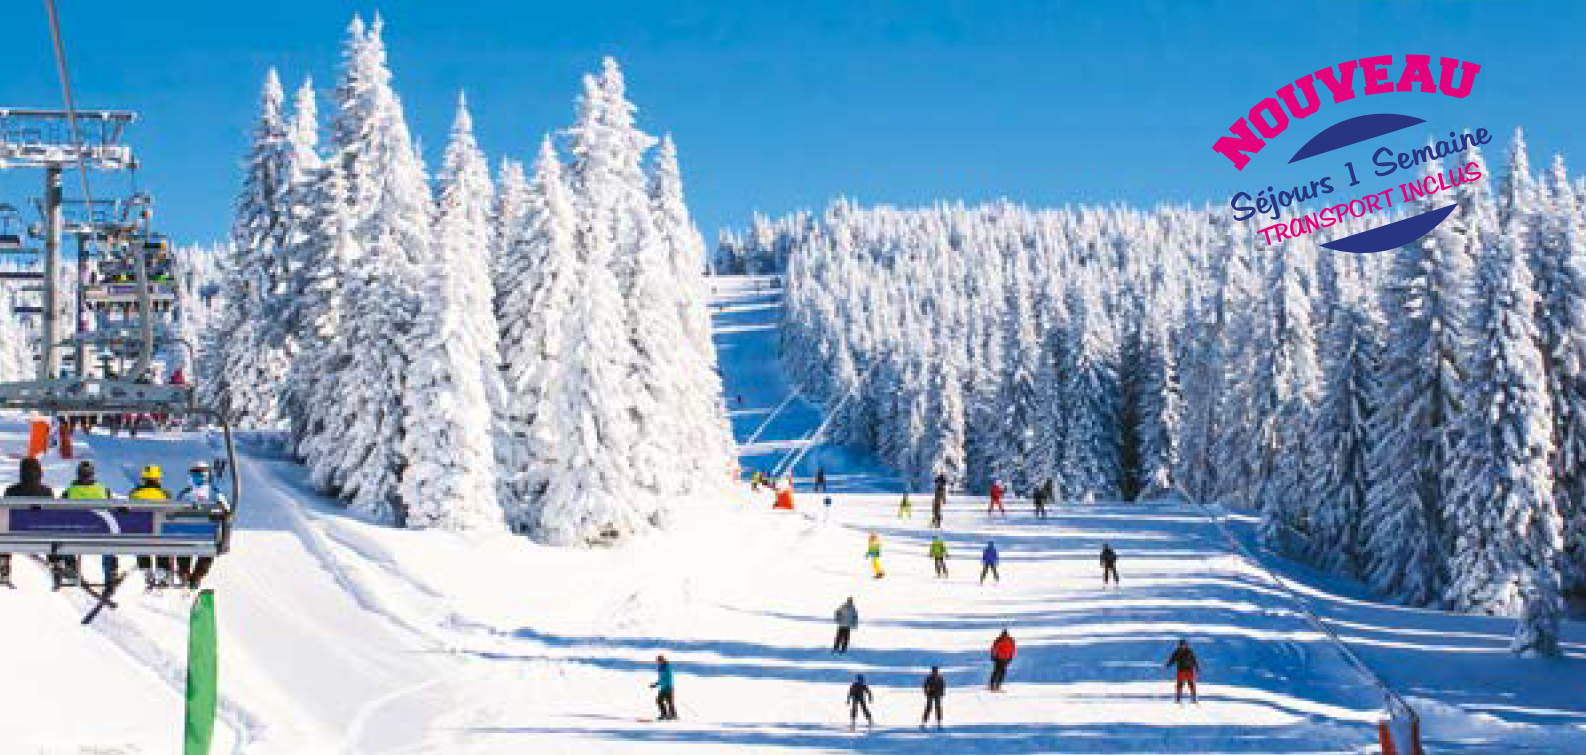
1101, 543, 1120, 587
847, 674, 874, 729
920, 666, 946, 729
2, 457, 60, 586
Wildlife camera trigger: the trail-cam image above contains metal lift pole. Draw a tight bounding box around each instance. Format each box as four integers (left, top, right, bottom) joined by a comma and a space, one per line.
41, 166, 62, 381
74, 233, 87, 376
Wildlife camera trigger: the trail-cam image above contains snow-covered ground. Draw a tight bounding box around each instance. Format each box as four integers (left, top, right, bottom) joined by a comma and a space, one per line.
3, 275, 1582, 754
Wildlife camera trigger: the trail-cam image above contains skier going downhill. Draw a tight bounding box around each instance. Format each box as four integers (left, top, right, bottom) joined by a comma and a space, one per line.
833, 597, 858, 653
1165, 639, 1200, 704
929, 536, 949, 578
988, 479, 1005, 515
1101, 543, 1120, 587
866, 532, 886, 578
651, 655, 678, 720
897, 492, 912, 519
814, 465, 828, 493
920, 666, 946, 729
847, 674, 874, 729
980, 540, 1001, 584
1032, 479, 1051, 519
989, 629, 1017, 691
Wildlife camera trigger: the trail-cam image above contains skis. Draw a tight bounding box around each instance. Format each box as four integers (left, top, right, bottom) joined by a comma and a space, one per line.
80, 571, 127, 625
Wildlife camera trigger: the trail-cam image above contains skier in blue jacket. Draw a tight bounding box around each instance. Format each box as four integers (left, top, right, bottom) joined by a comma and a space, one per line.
980, 541, 1000, 584
651, 655, 678, 720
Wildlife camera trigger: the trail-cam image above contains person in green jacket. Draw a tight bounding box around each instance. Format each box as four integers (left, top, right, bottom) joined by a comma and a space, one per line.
63, 461, 115, 583
929, 536, 949, 578
897, 493, 912, 519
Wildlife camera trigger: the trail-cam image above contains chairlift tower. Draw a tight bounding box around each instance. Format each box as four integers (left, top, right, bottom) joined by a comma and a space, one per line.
0, 108, 136, 380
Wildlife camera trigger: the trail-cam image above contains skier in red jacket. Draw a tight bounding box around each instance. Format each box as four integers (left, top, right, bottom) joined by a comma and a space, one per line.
988, 629, 1016, 691
988, 479, 1006, 514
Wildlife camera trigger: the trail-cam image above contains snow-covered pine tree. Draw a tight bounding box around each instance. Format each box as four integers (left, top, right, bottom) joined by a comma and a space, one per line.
203, 69, 295, 427
399, 93, 503, 532
988, 252, 1043, 493
292, 14, 430, 523
1363, 152, 1483, 605
492, 158, 530, 293
569, 60, 690, 499
917, 352, 968, 490
229, 68, 292, 300
1511, 572, 1566, 657
1053, 280, 1122, 502
1303, 282, 1381, 577
1027, 308, 1070, 498
522, 68, 656, 543
1204, 226, 1264, 505
1252, 241, 1321, 553
273, 75, 323, 300
1531, 155, 1586, 594
650, 134, 736, 488
496, 137, 576, 531
534, 214, 649, 544
286, 162, 361, 486
1130, 288, 1182, 501
1442, 154, 1565, 623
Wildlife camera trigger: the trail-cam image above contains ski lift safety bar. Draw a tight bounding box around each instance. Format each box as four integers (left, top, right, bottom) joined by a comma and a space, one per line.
0, 378, 195, 413
0, 377, 242, 555
0, 497, 226, 557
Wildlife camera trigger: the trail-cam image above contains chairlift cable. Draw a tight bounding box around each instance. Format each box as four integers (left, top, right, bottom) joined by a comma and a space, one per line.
44, 0, 104, 262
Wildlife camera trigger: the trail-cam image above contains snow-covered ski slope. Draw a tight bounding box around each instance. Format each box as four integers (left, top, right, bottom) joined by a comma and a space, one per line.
3, 274, 1581, 754
714, 275, 900, 494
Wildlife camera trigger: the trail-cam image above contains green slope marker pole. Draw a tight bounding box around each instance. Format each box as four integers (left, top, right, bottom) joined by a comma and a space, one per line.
184, 589, 218, 755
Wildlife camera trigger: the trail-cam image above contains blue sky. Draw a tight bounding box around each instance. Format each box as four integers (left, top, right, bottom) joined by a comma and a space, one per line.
0, 1, 1579, 245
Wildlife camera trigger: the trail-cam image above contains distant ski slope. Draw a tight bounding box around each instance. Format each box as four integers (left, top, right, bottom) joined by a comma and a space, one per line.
5, 275, 1582, 754
712, 275, 901, 494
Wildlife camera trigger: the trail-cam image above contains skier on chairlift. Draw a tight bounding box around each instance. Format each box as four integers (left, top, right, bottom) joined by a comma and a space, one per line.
128, 465, 175, 588
63, 461, 116, 584
1, 457, 57, 587
177, 461, 225, 589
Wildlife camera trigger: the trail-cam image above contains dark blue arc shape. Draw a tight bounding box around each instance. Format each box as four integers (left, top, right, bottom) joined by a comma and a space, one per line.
1319, 203, 1457, 254
1289, 113, 1426, 164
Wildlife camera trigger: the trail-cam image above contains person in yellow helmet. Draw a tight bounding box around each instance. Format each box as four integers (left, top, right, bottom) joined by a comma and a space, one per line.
129, 465, 174, 589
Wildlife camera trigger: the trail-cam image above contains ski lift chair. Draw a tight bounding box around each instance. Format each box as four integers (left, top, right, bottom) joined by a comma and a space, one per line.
0, 378, 240, 574
0, 204, 24, 250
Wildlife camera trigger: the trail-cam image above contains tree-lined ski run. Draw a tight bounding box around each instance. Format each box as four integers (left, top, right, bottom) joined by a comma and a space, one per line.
763, 134, 1586, 654
3, 276, 1583, 754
